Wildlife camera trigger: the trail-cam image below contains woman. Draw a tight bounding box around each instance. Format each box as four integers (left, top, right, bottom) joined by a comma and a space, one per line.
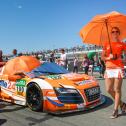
81, 54, 90, 75
102, 27, 126, 119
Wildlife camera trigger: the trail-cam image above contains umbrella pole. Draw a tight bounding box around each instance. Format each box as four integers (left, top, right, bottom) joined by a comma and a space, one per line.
105, 20, 112, 54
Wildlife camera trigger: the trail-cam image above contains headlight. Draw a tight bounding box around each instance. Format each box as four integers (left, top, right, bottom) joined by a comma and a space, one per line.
54, 87, 78, 94
54, 87, 84, 104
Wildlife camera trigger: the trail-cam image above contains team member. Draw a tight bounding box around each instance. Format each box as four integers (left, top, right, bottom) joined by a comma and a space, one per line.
102, 27, 126, 118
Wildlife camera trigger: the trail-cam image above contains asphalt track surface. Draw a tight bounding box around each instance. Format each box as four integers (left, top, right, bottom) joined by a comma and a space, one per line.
0, 78, 126, 126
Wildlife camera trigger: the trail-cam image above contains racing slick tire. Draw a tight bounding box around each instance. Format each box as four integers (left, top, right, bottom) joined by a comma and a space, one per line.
26, 83, 43, 111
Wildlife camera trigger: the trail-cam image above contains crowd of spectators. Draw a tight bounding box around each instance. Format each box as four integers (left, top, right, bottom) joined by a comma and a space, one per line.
2, 44, 102, 61
0, 45, 104, 76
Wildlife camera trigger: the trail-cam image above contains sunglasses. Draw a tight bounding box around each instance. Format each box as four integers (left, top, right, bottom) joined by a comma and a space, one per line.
111, 31, 119, 34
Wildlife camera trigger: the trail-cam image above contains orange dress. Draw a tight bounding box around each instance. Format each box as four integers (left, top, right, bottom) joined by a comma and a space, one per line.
103, 42, 126, 78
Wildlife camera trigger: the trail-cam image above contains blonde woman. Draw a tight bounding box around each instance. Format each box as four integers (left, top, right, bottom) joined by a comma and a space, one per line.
102, 27, 126, 119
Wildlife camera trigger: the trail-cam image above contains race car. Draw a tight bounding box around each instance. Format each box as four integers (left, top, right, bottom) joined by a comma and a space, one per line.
0, 56, 105, 114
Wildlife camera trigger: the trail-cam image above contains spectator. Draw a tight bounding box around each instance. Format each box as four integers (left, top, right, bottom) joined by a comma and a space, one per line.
73, 57, 78, 73
12, 49, 18, 58
81, 54, 90, 75
59, 49, 67, 69
49, 51, 55, 62
0, 50, 6, 72
89, 58, 95, 76
18, 52, 23, 56
98, 57, 106, 78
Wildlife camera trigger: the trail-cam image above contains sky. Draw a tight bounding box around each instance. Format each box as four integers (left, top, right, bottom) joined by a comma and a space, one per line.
0, 0, 126, 54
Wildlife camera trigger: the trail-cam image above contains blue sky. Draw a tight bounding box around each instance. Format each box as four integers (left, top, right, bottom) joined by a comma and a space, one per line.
0, 0, 126, 54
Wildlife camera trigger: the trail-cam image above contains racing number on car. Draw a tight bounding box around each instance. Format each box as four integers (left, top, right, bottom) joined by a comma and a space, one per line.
16, 86, 24, 95
17, 86, 24, 92
8, 82, 15, 90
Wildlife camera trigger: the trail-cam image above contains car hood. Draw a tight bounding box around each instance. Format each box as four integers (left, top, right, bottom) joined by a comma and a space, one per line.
41, 73, 98, 88
61, 73, 90, 81
42, 73, 90, 81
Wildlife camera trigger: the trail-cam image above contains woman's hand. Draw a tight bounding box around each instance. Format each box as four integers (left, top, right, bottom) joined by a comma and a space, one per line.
106, 54, 117, 60
109, 54, 114, 59
105, 54, 114, 61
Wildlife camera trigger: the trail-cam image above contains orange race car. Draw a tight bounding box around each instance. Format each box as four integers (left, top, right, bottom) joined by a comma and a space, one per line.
0, 56, 105, 114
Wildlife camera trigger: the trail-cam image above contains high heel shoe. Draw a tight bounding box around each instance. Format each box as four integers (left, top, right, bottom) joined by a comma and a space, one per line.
110, 109, 118, 119
120, 102, 126, 114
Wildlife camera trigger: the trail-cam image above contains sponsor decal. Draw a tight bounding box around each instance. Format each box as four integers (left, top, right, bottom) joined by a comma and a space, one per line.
16, 79, 26, 87
0, 80, 7, 88
76, 80, 94, 85
0, 80, 15, 90
16, 80, 26, 95
46, 75, 61, 79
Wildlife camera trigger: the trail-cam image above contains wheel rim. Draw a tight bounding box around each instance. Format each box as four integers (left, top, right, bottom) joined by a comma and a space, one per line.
27, 85, 42, 110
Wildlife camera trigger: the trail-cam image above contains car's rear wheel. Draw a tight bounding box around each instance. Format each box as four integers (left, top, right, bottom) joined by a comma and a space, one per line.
26, 83, 43, 111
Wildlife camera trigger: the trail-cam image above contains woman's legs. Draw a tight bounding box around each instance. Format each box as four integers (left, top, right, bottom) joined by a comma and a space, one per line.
105, 78, 124, 118
114, 78, 123, 110
105, 78, 115, 99
105, 78, 123, 107
105, 78, 118, 118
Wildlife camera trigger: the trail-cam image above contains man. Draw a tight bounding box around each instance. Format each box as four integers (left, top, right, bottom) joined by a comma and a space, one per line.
10, 49, 18, 59
49, 51, 55, 62
0, 50, 6, 67
0, 50, 6, 73
12, 49, 18, 57
59, 49, 67, 69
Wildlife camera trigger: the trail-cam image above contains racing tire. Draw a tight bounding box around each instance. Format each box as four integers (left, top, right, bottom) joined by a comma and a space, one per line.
26, 83, 43, 111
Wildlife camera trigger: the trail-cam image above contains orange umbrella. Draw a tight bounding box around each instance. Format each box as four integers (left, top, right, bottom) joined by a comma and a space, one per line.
80, 11, 126, 50
3, 56, 41, 75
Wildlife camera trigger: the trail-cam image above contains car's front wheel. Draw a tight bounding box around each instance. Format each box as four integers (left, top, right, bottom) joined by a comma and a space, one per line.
26, 83, 43, 111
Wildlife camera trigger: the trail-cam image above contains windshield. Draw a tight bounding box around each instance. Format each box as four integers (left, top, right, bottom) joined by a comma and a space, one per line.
26, 62, 69, 78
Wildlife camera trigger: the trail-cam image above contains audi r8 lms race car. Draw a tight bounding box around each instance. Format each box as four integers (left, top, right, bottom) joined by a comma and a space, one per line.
0, 56, 105, 114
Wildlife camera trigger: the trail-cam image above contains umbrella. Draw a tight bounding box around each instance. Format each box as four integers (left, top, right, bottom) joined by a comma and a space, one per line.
3, 56, 41, 76
80, 11, 126, 52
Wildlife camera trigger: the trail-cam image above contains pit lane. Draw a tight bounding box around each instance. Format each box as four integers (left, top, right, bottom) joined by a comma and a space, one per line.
0, 79, 126, 126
